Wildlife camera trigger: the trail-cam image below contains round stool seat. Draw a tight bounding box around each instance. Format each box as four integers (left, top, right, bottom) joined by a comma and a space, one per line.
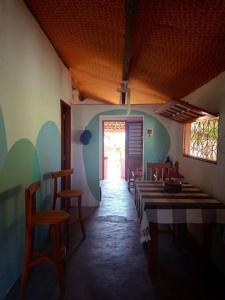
57, 190, 83, 198
32, 210, 70, 226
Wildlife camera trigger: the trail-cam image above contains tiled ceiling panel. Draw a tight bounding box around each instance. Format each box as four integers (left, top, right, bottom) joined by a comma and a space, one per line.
25, 0, 225, 104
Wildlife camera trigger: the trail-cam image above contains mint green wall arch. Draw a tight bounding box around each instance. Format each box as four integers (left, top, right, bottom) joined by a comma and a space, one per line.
0, 106, 61, 299
83, 109, 170, 201
36, 121, 61, 209
0, 139, 40, 298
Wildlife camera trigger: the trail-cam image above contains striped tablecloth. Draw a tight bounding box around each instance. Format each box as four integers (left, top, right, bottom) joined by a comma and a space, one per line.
134, 181, 225, 243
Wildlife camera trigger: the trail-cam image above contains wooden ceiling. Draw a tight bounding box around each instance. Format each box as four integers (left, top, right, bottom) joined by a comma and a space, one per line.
25, 0, 225, 105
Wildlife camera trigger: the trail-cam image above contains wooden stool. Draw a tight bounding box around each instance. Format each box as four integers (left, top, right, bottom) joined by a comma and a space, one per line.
20, 182, 70, 299
51, 169, 86, 249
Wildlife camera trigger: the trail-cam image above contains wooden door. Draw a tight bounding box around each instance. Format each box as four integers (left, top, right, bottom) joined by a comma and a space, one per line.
60, 100, 71, 189
125, 121, 143, 180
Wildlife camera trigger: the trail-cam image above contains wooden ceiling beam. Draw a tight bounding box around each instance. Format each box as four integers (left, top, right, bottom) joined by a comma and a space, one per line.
165, 107, 200, 119
156, 99, 218, 123
121, 0, 138, 104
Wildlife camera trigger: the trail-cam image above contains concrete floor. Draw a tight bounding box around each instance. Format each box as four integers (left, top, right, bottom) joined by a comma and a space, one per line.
5, 179, 153, 300
64, 179, 154, 300
5, 179, 225, 300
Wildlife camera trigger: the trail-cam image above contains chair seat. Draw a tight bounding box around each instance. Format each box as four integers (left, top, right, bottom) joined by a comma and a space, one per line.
57, 190, 83, 198
32, 210, 70, 226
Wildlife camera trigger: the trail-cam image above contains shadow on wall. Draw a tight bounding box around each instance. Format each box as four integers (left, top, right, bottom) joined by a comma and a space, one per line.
0, 106, 60, 299
82, 109, 170, 201
73, 129, 85, 144
0, 108, 7, 170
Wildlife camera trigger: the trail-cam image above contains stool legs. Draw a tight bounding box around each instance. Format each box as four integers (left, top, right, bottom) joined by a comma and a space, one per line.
51, 224, 65, 295
65, 219, 70, 250
20, 225, 65, 299
78, 196, 86, 238
64, 196, 86, 249
20, 228, 33, 299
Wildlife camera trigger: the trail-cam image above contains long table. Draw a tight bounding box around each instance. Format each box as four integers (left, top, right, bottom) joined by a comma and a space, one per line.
134, 180, 225, 276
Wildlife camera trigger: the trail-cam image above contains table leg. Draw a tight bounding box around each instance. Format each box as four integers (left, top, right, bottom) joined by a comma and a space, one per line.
148, 222, 159, 278
202, 223, 214, 258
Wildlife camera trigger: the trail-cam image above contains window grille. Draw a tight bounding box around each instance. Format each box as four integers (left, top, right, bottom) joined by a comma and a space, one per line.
184, 117, 219, 162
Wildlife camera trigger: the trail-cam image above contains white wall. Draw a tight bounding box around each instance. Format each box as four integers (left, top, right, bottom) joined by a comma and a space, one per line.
0, 0, 72, 147
71, 104, 176, 206
170, 72, 225, 271
172, 72, 225, 203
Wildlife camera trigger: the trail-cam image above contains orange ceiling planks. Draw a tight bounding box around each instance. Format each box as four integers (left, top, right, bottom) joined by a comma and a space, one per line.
25, 1, 225, 105
130, 0, 225, 100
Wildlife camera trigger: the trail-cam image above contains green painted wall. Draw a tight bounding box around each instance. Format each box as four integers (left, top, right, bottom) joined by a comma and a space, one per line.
0, 1, 72, 298
83, 109, 170, 200
0, 109, 61, 298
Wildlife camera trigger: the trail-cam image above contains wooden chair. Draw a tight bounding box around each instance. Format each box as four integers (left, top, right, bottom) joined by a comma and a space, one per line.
128, 167, 142, 191
146, 162, 171, 181
20, 182, 70, 299
167, 167, 184, 181
51, 169, 86, 248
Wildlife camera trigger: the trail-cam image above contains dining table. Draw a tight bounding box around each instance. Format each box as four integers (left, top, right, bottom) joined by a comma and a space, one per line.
134, 180, 225, 277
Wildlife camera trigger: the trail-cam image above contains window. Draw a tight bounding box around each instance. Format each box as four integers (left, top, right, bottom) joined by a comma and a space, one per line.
183, 117, 219, 162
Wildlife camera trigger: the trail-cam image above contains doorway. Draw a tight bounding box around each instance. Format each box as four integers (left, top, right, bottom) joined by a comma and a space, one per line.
103, 121, 125, 179
102, 117, 144, 181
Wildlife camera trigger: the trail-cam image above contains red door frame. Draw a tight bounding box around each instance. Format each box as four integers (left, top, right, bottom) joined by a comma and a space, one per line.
60, 100, 71, 189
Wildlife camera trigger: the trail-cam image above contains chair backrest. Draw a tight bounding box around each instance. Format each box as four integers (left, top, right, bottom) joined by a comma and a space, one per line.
146, 162, 170, 181
51, 169, 74, 196
133, 167, 142, 178
25, 181, 41, 225
167, 167, 184, 181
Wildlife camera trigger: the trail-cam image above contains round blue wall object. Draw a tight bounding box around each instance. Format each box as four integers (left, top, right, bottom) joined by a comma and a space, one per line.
80, 130, 92, 145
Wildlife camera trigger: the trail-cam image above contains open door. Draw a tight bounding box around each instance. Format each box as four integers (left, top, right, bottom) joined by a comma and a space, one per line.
125, 120, 143, 180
